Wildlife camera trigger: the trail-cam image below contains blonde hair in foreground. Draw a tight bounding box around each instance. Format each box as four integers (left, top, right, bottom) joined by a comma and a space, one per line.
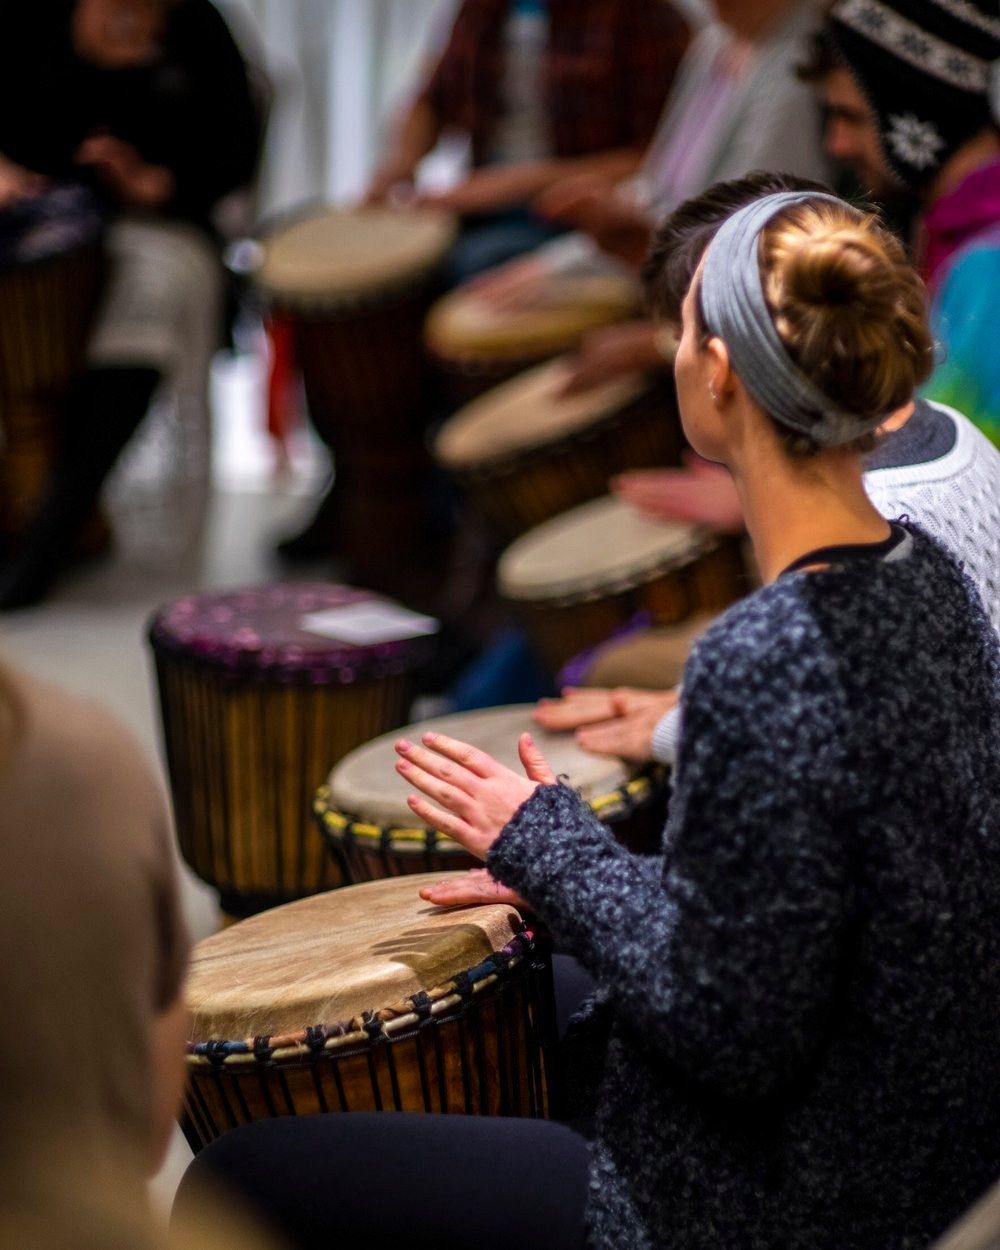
759, 200, 934, 454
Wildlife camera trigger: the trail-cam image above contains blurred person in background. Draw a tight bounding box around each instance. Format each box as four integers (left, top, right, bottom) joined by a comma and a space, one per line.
365, 0, 691, 282
0, 0, 260, 610
467, 0, 832, 392
0, 657, 284, 1248
803, 0, 1000, 445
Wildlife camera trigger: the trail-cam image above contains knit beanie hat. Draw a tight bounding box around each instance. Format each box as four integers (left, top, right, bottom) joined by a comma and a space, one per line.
823, 0, 1000, 192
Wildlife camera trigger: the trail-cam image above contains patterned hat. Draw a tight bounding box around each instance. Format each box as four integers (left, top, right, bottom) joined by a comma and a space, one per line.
824, 0, 1000, 191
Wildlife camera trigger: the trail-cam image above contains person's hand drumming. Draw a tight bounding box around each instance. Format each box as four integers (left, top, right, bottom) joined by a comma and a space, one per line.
76, 134, 174, 208
418, 867, 528, 910
395, 730, 556, 862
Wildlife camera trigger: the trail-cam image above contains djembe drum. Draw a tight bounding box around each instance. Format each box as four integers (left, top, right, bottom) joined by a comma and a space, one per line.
182, 874, 555, 1150
0, 185, 105, 543
433, 356, 683, 541
425, 272, 638, 405
498, 496, 747, 673
314, 703, 665, 881
253, 206, 456, 579
148, 583, 433, 918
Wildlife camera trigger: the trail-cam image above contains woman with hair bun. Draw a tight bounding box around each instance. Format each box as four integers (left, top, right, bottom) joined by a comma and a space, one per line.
184, 194, 1000, 1250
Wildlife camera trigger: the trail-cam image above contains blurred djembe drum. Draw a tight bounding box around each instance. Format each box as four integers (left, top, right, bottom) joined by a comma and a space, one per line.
148, 583, 434, 918
433, 356, 683, 542
424, 272, 638, 406
498, 496, 747, 674
314, 702, 666, 881
253, 206, 455, 579
0, 185, 104, 545
182, 874, 556, 1150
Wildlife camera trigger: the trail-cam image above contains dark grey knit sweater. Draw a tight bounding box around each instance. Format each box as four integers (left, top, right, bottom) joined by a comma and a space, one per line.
488, 523, 1000, 1250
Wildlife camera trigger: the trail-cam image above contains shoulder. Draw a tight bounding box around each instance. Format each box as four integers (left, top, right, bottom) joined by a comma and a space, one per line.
683, 579, 850, 733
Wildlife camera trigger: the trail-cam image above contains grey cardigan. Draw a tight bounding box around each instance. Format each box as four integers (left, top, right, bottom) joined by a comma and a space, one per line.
489, 525, 1000, 1249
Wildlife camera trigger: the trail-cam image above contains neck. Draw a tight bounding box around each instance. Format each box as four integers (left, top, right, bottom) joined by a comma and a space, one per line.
722, 0, 800, 41
925, 129, 1000, 205
731, 436, 891, 583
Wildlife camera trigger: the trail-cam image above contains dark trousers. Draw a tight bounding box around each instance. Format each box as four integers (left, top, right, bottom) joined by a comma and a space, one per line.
179, 1113, 590, 1250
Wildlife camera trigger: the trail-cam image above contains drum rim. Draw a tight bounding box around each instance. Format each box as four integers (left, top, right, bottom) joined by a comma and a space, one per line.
434, 368, 665, 474
499, 529, 723, 606
424, 278, 637, 362
253, 201, 456, 311
185, 924, 539, 1067
313, 774, 658, 856
146, 582, 433, 683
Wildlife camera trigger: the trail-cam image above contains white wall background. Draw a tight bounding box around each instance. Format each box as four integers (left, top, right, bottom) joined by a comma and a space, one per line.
216, 0, 459, 218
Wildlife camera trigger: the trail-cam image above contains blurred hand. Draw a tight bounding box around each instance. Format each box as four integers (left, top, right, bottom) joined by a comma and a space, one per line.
76, 134, 173, 207
394, 730, 557, 861
420, 165, 545, 216
575, 693, 678, 764
561, 322, 665, 396
0, 155, 47, 209
364, 160, 416, 206
534, 685, 669, 732
612, 455, 746, 533
466, 254, 549, 313
533, 170, 619, 224
419, 867, 528, 910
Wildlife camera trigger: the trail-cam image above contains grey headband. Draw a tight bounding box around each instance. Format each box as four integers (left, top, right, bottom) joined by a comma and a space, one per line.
699, 191, 887, 448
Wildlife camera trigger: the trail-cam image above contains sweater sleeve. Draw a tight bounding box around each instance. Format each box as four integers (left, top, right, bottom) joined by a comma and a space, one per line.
488, 598, 853, 1100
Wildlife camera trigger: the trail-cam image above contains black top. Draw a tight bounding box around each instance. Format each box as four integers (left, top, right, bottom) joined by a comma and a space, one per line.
0, 0, 260, 225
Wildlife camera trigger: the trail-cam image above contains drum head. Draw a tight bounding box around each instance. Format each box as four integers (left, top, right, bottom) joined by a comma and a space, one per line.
498, 495, 712, 603
256, 206, 455, 306
434, 357, 651, 469
186, 874, 523, 1042
326, 703, 630, 831
148, 582, 430, 680
425, 274, 637, 361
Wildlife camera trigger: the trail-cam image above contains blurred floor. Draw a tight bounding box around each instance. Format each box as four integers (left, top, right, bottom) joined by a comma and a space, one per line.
0, 346, 327, 1212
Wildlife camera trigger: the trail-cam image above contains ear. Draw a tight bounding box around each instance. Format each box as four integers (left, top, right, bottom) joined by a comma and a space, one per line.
705, 336, 733, 404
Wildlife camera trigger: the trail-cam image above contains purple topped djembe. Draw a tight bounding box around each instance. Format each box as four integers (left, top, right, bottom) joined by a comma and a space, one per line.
148, 583, 433, 918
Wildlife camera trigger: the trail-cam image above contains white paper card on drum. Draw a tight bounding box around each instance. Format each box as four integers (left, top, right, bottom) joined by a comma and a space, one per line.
301, 603, 440, 645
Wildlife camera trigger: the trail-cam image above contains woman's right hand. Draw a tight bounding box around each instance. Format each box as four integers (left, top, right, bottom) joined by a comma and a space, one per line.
534, 686, 670, 731
0, 155, 46, 210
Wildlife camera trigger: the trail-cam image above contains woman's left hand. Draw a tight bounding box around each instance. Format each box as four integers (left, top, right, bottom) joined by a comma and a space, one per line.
395, 731, 556, 861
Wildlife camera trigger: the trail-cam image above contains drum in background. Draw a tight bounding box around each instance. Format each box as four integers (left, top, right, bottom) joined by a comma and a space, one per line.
0, 185, 105, 542
182, 874, 556, 1150
148, 583, 433, 918
425, 272, 638, 405
498, 495, 747, 673
254, 206, 455, 580
433, 357, 683, 542
315, 703, 666, 881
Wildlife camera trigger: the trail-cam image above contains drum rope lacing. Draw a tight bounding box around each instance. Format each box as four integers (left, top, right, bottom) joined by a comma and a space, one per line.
187, 927, 539, 1068
313, 775, 656, 856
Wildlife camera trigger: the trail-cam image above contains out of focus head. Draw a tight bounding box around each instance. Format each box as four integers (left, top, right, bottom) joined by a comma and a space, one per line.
643, 171, 833, 329
672, 191, 933, 464
803, 0, 1000, 197
72, 0, 169, 68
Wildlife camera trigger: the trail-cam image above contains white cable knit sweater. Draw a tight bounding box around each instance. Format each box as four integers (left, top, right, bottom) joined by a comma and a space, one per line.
651, 402, 1000, 764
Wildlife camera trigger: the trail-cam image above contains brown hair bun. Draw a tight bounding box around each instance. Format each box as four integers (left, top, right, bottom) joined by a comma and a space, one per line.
762, 202, 934, 432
